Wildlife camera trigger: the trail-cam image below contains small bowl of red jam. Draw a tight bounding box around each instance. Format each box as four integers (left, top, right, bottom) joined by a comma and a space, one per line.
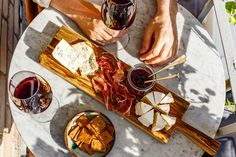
127, 63, 155, 96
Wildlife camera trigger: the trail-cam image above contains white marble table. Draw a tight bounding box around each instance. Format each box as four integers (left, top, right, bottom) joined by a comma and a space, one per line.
8, 1, 225, 157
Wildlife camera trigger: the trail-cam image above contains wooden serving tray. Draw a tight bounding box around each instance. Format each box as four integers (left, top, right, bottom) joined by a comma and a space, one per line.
39, 26, 220, 155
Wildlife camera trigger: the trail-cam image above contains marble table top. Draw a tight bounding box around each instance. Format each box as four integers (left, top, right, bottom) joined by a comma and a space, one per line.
8, 1, 225, 157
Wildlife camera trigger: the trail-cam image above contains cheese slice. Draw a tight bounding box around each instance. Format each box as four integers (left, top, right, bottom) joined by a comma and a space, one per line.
142, 91, 165, 107
161, 114, 176, 130
160, 93, 174, 104
52, 39, 81, 73
135, 102, 153, 116
138, 109, 154, 127
152, 112, 166, 131
72, 42, 98, 75
158, 104, 170, 114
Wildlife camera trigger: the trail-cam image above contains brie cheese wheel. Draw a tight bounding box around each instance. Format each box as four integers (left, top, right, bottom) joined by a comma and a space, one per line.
135, 102, 153, 116
142, 91, 165, 107
157, 104, 170, 114
72, 42, 98, 75
138, 109, 154, 127
152, 112, 166, 131
161, 114, 176, 130
52, 39, 81, 73
160, 92, 174, 104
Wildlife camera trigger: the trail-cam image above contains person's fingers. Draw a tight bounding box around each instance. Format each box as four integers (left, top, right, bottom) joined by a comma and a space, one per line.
100, 29, 114, 41
148, 44, 177, 66
145, 39, 173, 64
140, 27, 153, 54
146, 52, 172, 66
140, 35, 165, 61
104, 26, 126, 38
116, 29, 127, 38
144, 44, 168, 64
90, 33, 106, 45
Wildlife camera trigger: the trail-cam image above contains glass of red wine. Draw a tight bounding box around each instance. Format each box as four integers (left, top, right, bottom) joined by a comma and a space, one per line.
9, 71, 58, 122
101, 0, 136, 48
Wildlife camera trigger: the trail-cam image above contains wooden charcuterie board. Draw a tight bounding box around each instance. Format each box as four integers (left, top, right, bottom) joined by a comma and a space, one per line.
39, 26, 220, 155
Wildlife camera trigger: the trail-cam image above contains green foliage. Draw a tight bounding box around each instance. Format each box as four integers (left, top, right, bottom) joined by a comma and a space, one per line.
225, 98, 235, 112
225, 1, 236, 25
225, 1, 236, 14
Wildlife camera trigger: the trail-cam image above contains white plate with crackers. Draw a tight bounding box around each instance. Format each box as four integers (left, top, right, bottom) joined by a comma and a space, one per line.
64, 111, 115, 157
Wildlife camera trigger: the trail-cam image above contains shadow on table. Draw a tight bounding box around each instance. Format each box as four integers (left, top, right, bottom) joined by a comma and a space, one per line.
46, 87, 221, 157
49, 97, 99, 149
24, 21, 60, 62
25, 138, 69, 157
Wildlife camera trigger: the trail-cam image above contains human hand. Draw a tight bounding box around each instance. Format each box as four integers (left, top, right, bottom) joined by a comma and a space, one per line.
74, 16, 127, 45
139, 13, 178, 66
51, 0, 126, 45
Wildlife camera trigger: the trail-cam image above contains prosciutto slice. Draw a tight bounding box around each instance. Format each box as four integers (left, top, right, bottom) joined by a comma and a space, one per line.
91, 52, 135, 115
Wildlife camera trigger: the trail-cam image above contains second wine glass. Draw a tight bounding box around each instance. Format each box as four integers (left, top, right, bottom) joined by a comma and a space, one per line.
9, 71, 58, 122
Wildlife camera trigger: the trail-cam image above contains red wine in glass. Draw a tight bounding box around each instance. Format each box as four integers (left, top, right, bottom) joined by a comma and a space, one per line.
101, 0, 136, 30
9, 71, 52, 114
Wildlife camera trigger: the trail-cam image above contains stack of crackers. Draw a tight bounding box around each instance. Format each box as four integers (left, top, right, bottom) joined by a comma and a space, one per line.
68, 114, 114, 155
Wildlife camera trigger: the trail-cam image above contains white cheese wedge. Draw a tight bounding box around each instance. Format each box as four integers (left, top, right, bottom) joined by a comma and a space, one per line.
160, 92, 174, 104
161, 114, 176, 130
135, 102, 153, 116
158, 104, 170, 114
72, 42, 98, 75
142, 91, 165, 107
152, 112, 167, 131
52, 39, 81, 73
138, 109, 154, 127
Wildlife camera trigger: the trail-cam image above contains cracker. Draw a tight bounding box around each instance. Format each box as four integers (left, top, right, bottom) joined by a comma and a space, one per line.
97, 130, 113, 146
76, 115, 90, 127
106, 124, 115, 136
91, 138, 106, 152
68, 125, 81, 140
76, 127, 92, 145
86, 123, 99, 136
90, 116, 106, 133
82, 143, 94, 155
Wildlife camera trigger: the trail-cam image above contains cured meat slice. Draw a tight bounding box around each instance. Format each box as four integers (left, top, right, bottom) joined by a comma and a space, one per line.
91, 75, 112, 110
98, 52, 118, 72
112, 61, 125, 82
91, 52, 135, 115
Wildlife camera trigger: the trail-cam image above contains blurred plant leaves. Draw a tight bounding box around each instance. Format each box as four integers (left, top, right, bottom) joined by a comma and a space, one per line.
225, 1, 236, 15
229, 14, 236, 24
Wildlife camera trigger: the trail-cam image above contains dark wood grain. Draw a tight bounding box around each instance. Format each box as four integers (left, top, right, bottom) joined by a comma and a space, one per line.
176, 120, 221, 155
39, 26, 220, 155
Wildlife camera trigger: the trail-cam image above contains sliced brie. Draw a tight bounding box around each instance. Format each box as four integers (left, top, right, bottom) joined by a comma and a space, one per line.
52, 39, 81, 73
160, 93, 174, 104
157, 104, 170, 114
152, 112, 166, 131
138, 109, 154, 127
135, 102, 153, 116
72, 42, 98, 75
161, 114, 176, 130
142, 91, 165, 107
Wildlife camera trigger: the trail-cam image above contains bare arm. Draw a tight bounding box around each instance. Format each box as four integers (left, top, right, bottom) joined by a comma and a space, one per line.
50, 0, 125, 45
140, 0, 178, 66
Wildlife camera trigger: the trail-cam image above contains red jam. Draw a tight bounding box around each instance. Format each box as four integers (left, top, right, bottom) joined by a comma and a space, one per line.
127, 64, 155, 96
131, 68, 152, 89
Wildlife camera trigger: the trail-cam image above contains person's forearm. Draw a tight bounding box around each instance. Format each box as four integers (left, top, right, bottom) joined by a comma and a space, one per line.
50, 0, 100, 22
156, 0, 177, 17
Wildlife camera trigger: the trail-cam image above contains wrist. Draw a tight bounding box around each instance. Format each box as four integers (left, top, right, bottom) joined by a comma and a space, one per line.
155, 0, 177, 17
51, 0, 100, 22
